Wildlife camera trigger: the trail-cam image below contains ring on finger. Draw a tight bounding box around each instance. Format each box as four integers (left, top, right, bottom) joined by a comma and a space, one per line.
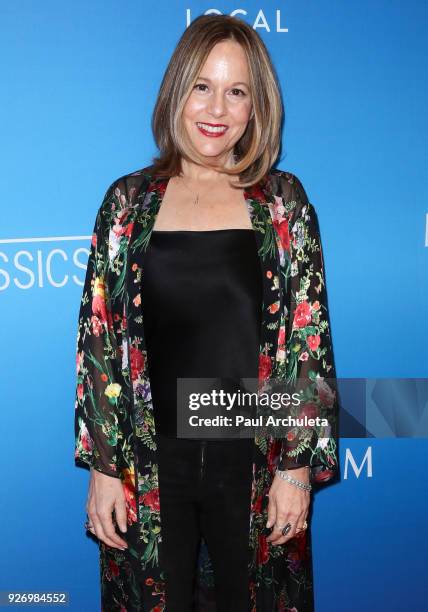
296, 519, 308, 532
279, 522, 292, 536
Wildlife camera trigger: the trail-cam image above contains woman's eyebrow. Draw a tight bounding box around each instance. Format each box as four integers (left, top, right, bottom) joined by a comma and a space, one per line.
197, 76, 250, 88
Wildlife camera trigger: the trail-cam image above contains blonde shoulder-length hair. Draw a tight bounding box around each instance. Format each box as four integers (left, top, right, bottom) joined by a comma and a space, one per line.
150, 13, 284, 188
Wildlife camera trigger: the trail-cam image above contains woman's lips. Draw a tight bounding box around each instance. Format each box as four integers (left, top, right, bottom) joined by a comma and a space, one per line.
196, 124, 229, 138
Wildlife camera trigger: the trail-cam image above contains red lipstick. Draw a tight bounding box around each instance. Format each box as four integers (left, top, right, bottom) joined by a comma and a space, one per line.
196, 122, 229, 138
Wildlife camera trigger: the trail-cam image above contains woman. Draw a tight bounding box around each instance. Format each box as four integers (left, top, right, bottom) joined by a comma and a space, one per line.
74, 13, 339, 612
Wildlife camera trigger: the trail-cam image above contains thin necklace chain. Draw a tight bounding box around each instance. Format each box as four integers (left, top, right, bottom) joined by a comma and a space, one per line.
175, 174, 219, 206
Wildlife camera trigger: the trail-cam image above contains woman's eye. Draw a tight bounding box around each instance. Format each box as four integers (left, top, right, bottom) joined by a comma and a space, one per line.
231, 88, 246, 97
194, 83, 208, 92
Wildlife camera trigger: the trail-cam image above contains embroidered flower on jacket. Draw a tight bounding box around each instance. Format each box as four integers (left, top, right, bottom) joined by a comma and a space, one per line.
272, 194, 286, 220
104, 383, 122, 398
259, 352, 272, 381
273, 219, 290, 252
130, 346, 145, 381
316, 425, 331, 450
276, 325, 286, 362
306, 334, 321, 351
108, 228, 121, 262
78, 419, 93, 453
122, 467, 138, 524
292, 219, 305, 250
92, 276, 108, 324
292, 301, 312, 328
268, 301, 280, 314
91, 315, 103, 337
140, 488, 160, 512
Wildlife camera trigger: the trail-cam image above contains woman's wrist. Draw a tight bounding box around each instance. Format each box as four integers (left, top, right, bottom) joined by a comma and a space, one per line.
276, 466, 312, 491
286, 466, 310, 482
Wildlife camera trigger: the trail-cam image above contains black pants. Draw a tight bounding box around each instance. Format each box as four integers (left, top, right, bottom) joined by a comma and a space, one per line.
157, 433, 254, 612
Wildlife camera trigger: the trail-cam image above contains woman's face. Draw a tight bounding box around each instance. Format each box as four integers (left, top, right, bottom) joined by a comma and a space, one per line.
182, 40, 253, 165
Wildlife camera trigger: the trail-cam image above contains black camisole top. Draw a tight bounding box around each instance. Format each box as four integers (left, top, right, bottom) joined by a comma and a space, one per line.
140, 228, 263, 438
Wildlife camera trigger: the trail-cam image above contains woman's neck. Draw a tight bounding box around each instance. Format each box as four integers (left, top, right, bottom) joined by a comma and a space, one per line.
180, 155, 235, 183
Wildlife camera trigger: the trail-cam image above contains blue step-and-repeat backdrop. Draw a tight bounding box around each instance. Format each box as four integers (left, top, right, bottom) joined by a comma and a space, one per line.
1, 1, 427, 611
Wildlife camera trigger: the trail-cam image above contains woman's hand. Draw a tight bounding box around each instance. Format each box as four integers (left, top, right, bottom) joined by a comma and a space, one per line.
266, 467, 311, 545
86, 468, 129, 550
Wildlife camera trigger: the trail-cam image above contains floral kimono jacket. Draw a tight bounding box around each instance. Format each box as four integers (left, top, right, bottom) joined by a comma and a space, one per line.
74, 164, 339, 611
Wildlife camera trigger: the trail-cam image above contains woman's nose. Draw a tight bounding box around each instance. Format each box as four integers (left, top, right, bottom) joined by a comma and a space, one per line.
207, 91, 227, 116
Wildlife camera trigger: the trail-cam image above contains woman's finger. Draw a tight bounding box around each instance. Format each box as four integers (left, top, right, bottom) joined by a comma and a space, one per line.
296, 511, 309, 532
272, 523, 307, 546
270, 510, 306, 545
89, 513, 124, 549
97, 508, 128, 549
267, 510, 297, 544
114, 498, 128, 534
266, 504, 289, 543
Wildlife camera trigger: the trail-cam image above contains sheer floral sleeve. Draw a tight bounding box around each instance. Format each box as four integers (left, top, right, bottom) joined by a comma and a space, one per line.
74, 182, 123, 478
277, 175, 339, 486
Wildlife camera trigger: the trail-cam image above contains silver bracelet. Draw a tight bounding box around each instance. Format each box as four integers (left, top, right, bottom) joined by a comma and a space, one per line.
275, 468, 312, 492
